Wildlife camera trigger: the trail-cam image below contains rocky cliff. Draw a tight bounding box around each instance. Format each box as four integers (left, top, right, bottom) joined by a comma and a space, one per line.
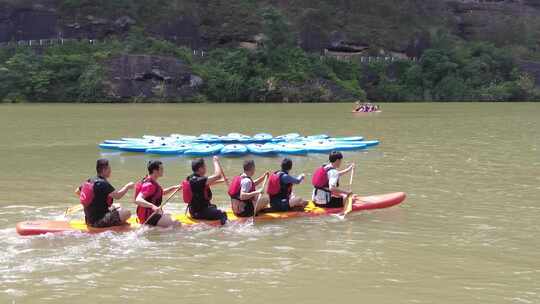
2, 0, 539, 54
1, 0, 539, 101
104, 54, 203, 101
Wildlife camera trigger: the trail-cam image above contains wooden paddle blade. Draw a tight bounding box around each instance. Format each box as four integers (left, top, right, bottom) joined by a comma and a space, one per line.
252, 175, 269, 220
65, 204, 83, 216
342, 196, 354, 216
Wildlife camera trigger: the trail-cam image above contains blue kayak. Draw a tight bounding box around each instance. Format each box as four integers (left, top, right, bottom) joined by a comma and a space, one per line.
143, 135, 168, 141
221, 133, 253, 143
146, 145, 191, 155
195, 134, 222, 143
117, 143, 165, 153
306, 134, 330, 140
358, 140, 380, 147
333, 142, 367, 151
221, 144, 249, 156
252, 133, 273, 143
184, 144, 225, 156
103, 140, 130, 145
330, 136, 365, 142
247, 143, 278, 155
272, 133, 301, 142
170, 134, 198, 142
301, 142, 337, 153
275, 143, 307, 155
121, 137, 151, 142
99, 143, 123, 150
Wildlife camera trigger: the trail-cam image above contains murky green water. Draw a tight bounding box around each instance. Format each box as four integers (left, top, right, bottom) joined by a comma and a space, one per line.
0, 103, 539, 304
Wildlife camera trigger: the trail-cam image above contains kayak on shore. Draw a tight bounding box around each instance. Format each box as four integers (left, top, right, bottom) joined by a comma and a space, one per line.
16, 192, 406, 236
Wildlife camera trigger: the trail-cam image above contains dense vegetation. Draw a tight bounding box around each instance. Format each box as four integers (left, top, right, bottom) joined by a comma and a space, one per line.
363, 33, 540, 101
0, 3, 539, 102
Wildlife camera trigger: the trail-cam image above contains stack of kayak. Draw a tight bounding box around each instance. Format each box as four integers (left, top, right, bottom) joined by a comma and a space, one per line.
98, 133, 380, 157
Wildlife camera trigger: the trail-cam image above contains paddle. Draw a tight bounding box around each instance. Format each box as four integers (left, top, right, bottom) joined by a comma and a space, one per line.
64, 204, 83, 217
216, 157, 230, 187
340, 166, 355, 217
252, 175, 269, 222
142, 186, 182, 225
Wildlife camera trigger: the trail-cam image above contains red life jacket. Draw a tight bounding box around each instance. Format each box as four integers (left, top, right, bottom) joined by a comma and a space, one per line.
312, 165, 337, 190
181, 180, 192, 204
228, 175, 256, 200
182, 175, 211, 204
134, 177, 163, 223
79, 178, 113, 208
267, 171, 292, 198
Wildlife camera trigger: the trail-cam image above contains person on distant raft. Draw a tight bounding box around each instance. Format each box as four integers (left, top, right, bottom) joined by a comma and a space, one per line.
134, 160, 181, 227
267, 158, 308, 212
312, 151, 357, 208
229, 160, 270, 217
76, 159, 134, 228
183, 157, 228, 225
353, 101, 362, 112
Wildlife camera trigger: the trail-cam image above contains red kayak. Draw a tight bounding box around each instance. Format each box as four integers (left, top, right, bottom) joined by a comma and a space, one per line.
16, 192, 406, 236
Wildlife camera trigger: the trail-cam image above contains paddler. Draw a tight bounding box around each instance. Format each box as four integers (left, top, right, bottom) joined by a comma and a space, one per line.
353, 101, 361, 112
267, 158, 308, 211
183, 156, 228, 225
76, 159, 134, 228
228, 160, 270, 217
134, 160, 181, 227
312, 151, 357, 208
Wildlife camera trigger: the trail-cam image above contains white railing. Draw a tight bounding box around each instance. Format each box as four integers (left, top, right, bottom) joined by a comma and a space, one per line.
0, 38, 98, 48
1, 39, 417, 62
0, 38, 207, 57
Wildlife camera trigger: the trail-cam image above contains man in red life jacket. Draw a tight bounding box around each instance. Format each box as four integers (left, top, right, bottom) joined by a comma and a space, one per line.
312, 151, 356, 208
76, 159, 134, 228
229, 160, 270, 217
185, 156, 228, 225
134, 160, 181, 227
267, 158, 308, 212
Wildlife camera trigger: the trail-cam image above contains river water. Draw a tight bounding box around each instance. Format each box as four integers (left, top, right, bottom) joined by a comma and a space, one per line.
0, 103, 538, 304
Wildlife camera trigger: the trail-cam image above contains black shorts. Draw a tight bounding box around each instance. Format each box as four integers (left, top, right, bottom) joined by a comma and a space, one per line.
235, 201, 254, 218
190, 204, 228, 222
316, 197, 344, 208
144, 213, 163, 226
90, 209, 123, 228
270, 197, 291, 212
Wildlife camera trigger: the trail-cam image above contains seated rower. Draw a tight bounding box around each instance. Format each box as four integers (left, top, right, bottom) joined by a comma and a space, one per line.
183, 157, 228, 225
76, 159, 133, 228
134, 160, 181, 227
312, 151, 357, 208
267, 158, 308, 212
229, 160, 270, 217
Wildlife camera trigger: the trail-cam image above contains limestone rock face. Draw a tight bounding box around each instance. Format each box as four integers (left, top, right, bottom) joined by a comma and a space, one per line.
104, 55, 203, 101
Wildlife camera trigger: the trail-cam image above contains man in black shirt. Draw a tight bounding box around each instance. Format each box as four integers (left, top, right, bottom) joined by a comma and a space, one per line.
187, 156, 228, 225
77, 159, 134, 228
